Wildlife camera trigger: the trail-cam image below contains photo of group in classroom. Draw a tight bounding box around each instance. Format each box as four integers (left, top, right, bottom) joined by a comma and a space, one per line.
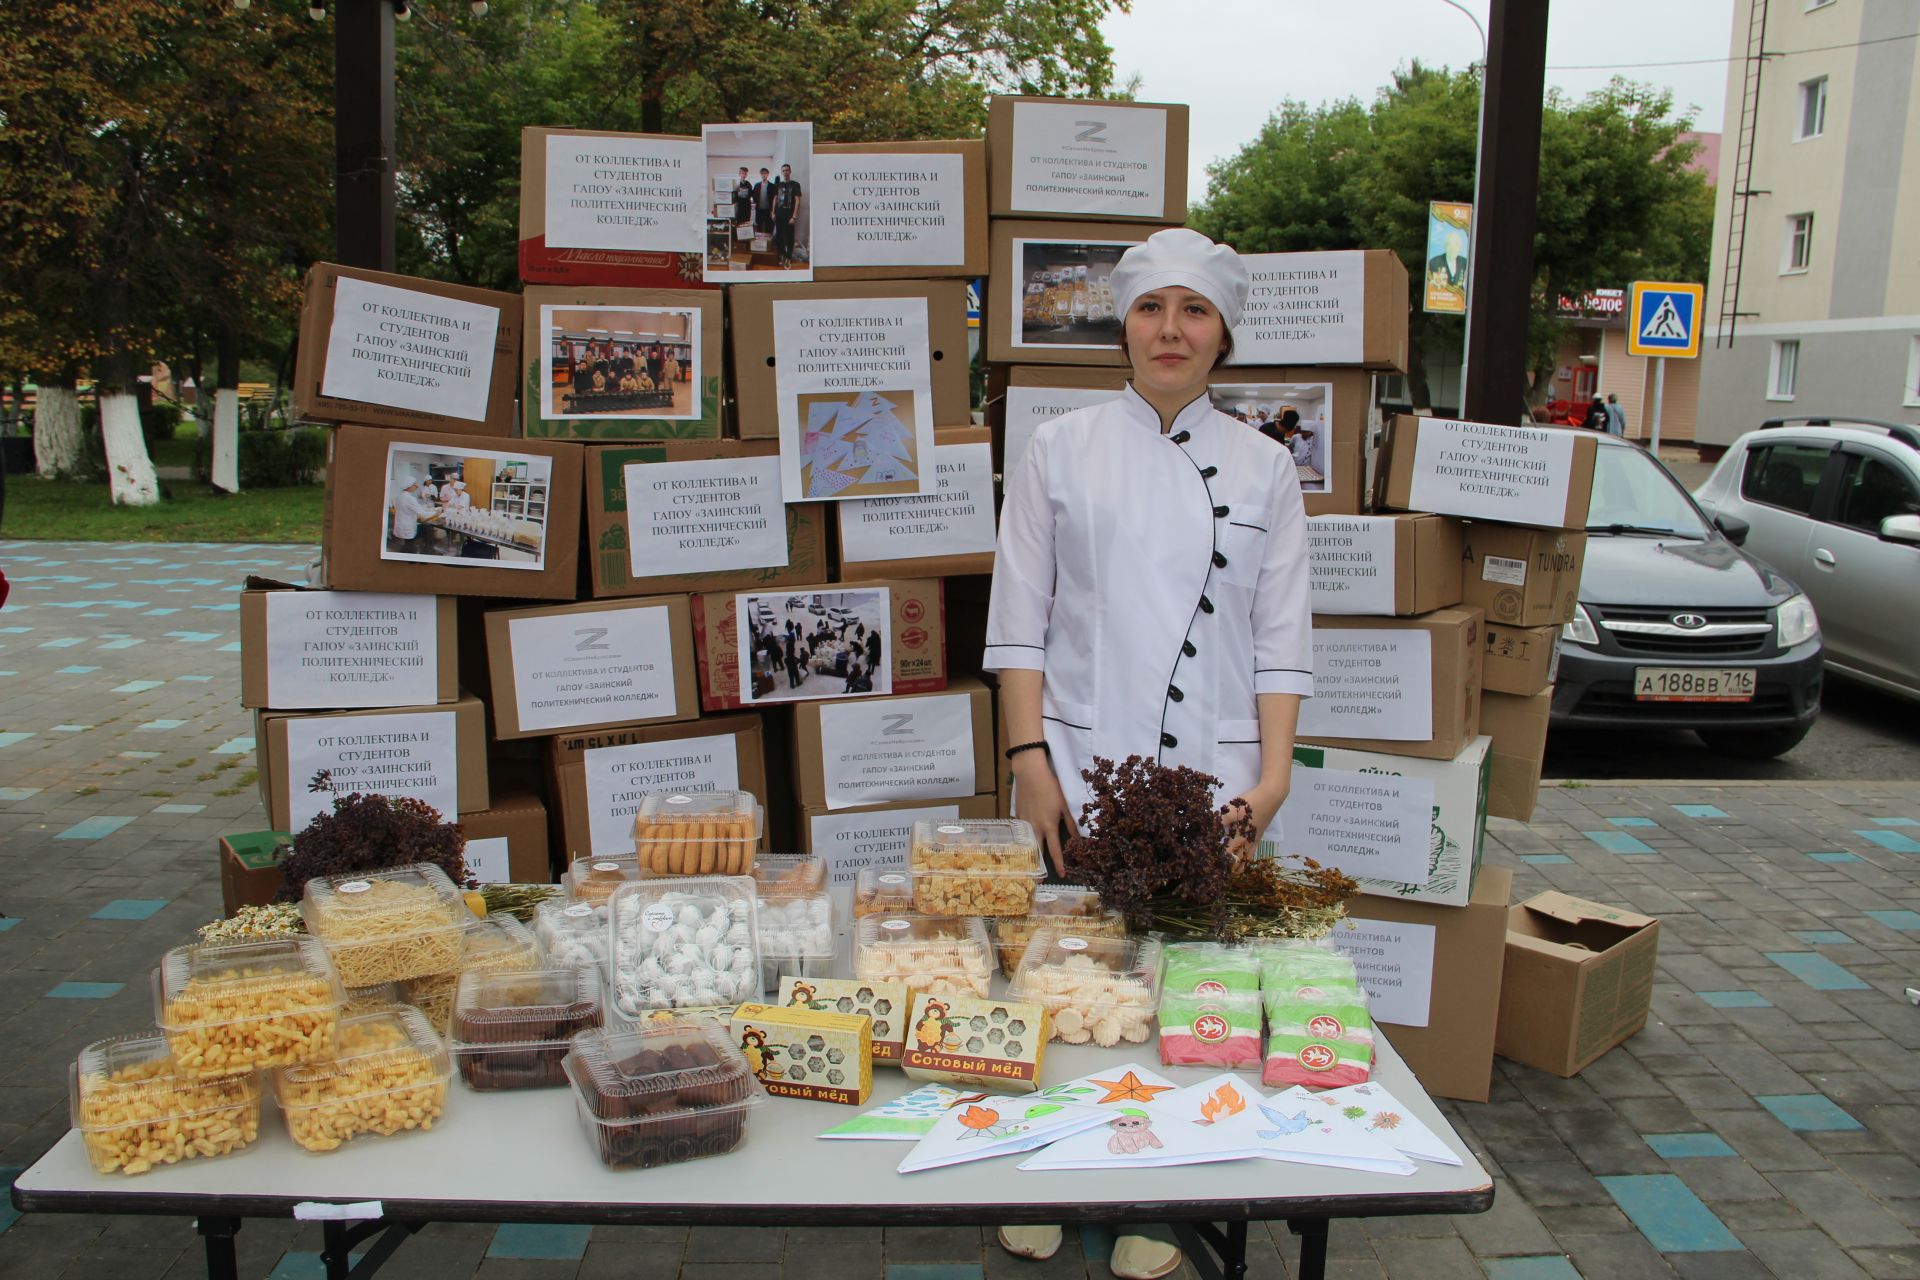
542, 305, 698, 421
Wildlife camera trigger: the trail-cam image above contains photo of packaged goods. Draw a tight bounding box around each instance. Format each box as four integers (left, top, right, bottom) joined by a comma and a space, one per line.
565, 854, 642, 907
908, 819, 1044, 916
1256, 940, 1375, 1089
989, 883, 1123, 972
730, 1003, 873, 1105
70, 1033, 263, 1176
401, 914, 544, 1036
1013, 241, 1126, 348
608, 877, 762, 1017
777, 976, 911, 1063
564, 1023, 765, 1170
300, 863, 471, 987
754, 892, 834, 994
1158, 942, 1264, 1068
451, 966, 603, 1091
1008, 931, 1160, 1047
152, 937, 345, 1078
750, 854, 828, 900
274, 1006, 452, 1152
853, 868, 914, 918
633, 791, 761, 876
534, 898, 610, 971
854, 914, 993, 999
899, 991, 1051, 1092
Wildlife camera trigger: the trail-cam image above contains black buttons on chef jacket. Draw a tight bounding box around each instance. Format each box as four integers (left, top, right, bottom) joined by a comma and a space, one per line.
1201, 466, 1218, 478
1212, 551, 1228, 569
1161, 733, 1178, 749
1199, 595, 1215, 614
1172, 430, 1191, 444
1168, 685, 1184, 702
1183, 640, 1197, 657
1214, 505, 1229, 518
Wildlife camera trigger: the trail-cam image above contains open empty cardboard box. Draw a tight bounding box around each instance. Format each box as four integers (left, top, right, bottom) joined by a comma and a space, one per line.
1497, 892, 1660, 1078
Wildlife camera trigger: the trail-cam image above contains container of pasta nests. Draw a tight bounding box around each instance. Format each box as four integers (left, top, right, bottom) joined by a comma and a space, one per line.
632, 790, 762, 877
400, 913, 544, 1037
300, 863, 472, 987
450, 966, 603, 1091
70, 1032, 264, 1176
152, 936, 346, 1078
273, 1005, 452, 1152
564, 1023, 765, 1170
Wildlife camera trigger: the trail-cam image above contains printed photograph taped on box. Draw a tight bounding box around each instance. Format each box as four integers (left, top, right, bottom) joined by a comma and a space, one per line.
381, 443, 551, 571
798, 390, 923, 501
740, 588, 892, 705
1211, 381, 1333, 494
703, 122, 812, 282
1011, 239, 1132, 349
540, 305, 699, 421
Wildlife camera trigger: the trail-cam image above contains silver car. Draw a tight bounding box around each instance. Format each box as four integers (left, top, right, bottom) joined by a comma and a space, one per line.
1692, 418, 1920, 700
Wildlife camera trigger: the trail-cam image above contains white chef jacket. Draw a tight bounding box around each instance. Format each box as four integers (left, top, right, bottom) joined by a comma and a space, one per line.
389, 489, 432, 540
985, 384, 1314, 837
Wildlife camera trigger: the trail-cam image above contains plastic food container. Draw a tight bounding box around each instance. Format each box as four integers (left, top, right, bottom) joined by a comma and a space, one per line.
341, 982, 402, 1016
274, 1006, 452, 1152
300, 863, 470, 987
450, 966, 602, 1091
750, 854, 828, 900
853, 867, 914, 918
606, 876, 761, 1019
908, 819, 1045, 915
853, 914, 994, 998
402, 913, 544, 1036
534, 898, 609, 972
71, 1033, 263, 1176
632, 791, 762, 877
989, 883, 1123, 972
564, 854, 642, 907
564, 1023, 765, 1169
1008, 931, 1161, 1047
753, 892, 834, 993
153, 936, 345, 1078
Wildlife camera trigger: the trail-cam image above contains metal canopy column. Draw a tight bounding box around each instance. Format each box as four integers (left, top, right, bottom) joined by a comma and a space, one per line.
334, 0, 397, 271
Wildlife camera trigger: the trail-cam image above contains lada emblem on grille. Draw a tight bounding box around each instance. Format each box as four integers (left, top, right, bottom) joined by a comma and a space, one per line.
1672, 614, 1708, 629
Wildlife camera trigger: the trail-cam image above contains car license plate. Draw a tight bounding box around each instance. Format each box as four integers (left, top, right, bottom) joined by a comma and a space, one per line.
1633, 667, 1757, 702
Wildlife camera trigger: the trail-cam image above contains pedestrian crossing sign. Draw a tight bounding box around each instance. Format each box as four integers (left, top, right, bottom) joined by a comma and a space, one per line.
1628, 280, 1703, 358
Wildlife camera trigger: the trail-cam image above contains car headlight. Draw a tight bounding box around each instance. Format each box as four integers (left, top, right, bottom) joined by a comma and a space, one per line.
1777, 593, 1819, 648
1562, 603, 1599, 647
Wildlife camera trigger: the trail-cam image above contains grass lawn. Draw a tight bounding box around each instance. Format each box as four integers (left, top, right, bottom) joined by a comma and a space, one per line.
1, 475, 322, 543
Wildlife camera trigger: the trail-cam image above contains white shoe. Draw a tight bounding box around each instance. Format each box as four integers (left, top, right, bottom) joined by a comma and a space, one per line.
1110, 1234, 1182, 1280
997, 1225, 1064, 1261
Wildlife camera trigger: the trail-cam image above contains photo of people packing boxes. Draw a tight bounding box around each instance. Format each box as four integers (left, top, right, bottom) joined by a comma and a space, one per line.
383, 443, 552, 568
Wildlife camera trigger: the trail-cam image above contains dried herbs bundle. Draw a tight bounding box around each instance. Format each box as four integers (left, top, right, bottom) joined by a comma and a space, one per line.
274, 771, 472, 901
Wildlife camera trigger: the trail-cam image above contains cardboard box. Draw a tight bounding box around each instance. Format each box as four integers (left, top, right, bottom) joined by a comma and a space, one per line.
1279, 736, 1491, 907
241, 590, 458, 710
255, 693, 490, 831
1377, 416, 1598, 531
548, 713, 768, 861
690, 579, 947, 713
730, 1003, 873, 1104
1299, 606, 1485, 761
220, 831, 291, 916
1461, 525, 1588, 627
520, 286, 723, 439
900, 991, 1051, 1092
778, 976, 913, 1064
1229, 249, 1409, 373
986, 221, 1155, 366
835, 427, 996, 579
812, 140, 987, 281
1480, 688, 1553, 823
1307, 514, 1464, 617
517, 127, 715, 290
321, 427, 583, 601
1334, 865, 1512, 1103
726, 279, 971, 440
1497, 892, 1660, 1077
987, 95, 1189, 223
482, 596, 699, 740
801, 794, 999, 879
583, 440, 828, 598
792, 676, 993, 810
459, 789, 552, 884
1483, 623, 1559, 697
292, 264, 521, 436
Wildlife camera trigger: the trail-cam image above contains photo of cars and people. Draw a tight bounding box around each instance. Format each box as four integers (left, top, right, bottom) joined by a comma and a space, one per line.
541, 306, 699, 421
739, 589, 892, 704
381, 444, 551, 570
1012, 239, 1133, 348
1211, 382, 1333, 493
703, 122, 811, 280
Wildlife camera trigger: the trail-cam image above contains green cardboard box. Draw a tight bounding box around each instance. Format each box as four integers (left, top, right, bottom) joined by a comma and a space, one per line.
220, 830, 291, 915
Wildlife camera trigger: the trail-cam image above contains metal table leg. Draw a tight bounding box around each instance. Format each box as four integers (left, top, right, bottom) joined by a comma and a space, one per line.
195, 1215, 241, 1280
1288, 1217, 1330, 1280
321, 1218, 421, 1279
1171, 1221, 1249, 1280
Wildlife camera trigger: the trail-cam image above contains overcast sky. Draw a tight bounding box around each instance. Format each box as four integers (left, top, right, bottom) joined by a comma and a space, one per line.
1101, 0, 1737, 198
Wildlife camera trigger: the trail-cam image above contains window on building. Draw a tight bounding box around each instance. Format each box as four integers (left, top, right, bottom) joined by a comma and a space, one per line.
1769, 340, 1800, 400
1906, 336, 1920, 408
1740, 442, 1829, 515
1798, 77, 1828, 139
1783, 213, 1814, 273
1805, 0, 1836, 10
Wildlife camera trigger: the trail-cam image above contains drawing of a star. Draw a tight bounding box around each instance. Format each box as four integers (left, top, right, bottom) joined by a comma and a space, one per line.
1090, 1070, 1174, 1105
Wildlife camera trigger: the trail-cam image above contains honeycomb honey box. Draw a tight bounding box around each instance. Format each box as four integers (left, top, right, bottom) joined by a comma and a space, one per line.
776, 975, 913, 1064
728, 1003, 873, 1105
899, 991, 1052, 1092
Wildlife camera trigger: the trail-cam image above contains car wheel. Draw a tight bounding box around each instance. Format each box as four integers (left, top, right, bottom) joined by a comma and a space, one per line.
1696, 725, 1813, 760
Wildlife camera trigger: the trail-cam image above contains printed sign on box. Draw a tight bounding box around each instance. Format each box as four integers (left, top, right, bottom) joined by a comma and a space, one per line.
1277, 767, 1434, 886
837, 439, 996, 571
1306, 518, 1398, 616
505, 605, 679, 734
814, 153, 966, 268
282, 711, 458, 832
1298, 629, 1433, 741
1008, 101, 1168, 218
622, 455, 790, 577
773, 298, 936, 503
1002, 385, 1120, 477
1405, 418, 1581, 530
1232, 251, 1365, 365
263, 592, 440, 708
808, 802, 961, 883
818, 693, 978, 810
1327, 919, 1438, 1027
321, 277, 500, 423
542, 134, 705, 254
464, 836, 512, 885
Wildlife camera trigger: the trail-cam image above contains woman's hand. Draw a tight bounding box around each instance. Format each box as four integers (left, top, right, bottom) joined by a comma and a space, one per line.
1012, 750, 1079, 875
1222, 781, 1287, 865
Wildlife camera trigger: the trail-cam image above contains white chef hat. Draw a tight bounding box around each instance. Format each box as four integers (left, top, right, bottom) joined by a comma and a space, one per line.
1110, 228, 1251, 330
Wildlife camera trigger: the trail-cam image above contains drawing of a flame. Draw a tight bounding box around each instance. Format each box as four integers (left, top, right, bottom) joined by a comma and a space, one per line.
1198, 1083, 1246, 1125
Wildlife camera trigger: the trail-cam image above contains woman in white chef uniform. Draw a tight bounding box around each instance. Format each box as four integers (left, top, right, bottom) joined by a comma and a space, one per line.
986, 229, 1312, 1280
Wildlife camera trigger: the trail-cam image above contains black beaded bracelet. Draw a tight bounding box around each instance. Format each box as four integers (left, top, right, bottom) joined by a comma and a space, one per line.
1004, 740, 1050, 761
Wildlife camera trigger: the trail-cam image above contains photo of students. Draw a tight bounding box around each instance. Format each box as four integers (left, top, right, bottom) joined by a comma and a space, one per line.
703, 123, 813, 281
1210, 382, 1333, 493
540, 306, 701, 421
381, 444, 551, 570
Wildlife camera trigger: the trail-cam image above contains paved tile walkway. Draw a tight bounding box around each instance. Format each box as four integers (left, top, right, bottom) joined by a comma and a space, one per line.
2, 539, 1918, 1279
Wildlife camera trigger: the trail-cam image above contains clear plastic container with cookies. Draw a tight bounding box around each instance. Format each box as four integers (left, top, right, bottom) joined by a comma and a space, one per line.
70, 1033, 263, 1176
450, 966, 603, 1091
563, 854, 642, 908
300, 863, 471, 987
753, 890, 835, 994
908, 819, 1045, 915
564, 1022, 765, 1169
606, 876, 762, 1019
152, 936, 345, 1078
853, 914, 994, 998
632, 791, 761, 877
401, 913, 544, 1036
750, 853, 828, 900
1008, 930, 1162, 1047
988, 883, 1126, 973
273, 1006, 452, 1153
853, 867, 914, 918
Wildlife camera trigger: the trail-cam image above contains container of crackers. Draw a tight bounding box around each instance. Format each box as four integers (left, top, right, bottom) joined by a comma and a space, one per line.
899, 991, 1051, 1092
273, 1006, 452, 1153
777, 975, 912, 1064
71, 1032, 264, 1176
450, 966, 603, 1091
853, 867, 914, 918
750, 854, 828, 899
1008, 930, 1161, 1047
300, 863, 471, 987
989, 883, 1125, 973
563, 1023, 765, 1170
633, 790, 762, 876
152, 936, 345, 1078
729, 1003, 873, 1105
908, 819, 1044, 915
854, 914, 993, 998
564, 854, 643, 907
